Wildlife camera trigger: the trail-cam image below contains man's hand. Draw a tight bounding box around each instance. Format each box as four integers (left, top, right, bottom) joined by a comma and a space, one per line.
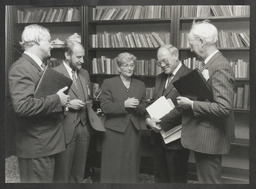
68, 99, 85, 110
177, 96, 193, 109
57, 86, 70, 107
145, 118, 162, 133
124, 97, 139, 108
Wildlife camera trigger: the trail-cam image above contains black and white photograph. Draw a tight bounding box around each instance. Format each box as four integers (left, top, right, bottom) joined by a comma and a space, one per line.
2, 0, 256, 188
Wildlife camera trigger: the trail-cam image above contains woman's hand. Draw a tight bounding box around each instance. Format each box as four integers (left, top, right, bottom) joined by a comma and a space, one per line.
124, 97, 139, 108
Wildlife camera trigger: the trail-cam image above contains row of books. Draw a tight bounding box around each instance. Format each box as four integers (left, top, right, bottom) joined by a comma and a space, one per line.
230, 60, 249, 79
92, 56, 162, 76
146, 87, 155, 100
91, 32, 170, 48
183, 57, 249, 79
182, 58, 204, 70
180, 31, 250, 48
234, 85, 250, 110
92, 6, 172, 20
17, 7, 80, 23
181, 5, 250, 17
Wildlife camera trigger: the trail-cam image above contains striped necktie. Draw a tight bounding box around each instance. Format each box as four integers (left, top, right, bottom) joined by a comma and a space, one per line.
165, 73, 173, 89
72, 71, 78, 89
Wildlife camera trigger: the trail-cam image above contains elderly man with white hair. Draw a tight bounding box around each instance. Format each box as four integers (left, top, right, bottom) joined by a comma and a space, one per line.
176, 20, 235, 183
8, 24, 70, 183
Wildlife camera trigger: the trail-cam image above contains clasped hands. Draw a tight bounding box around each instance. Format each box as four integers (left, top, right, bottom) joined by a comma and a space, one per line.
124, 97, 139, 108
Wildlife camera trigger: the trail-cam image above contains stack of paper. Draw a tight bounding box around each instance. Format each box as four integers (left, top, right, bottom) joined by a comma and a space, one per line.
146, 96, 182, 144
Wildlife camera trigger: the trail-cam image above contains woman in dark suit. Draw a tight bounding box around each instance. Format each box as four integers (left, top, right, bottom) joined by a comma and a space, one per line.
100, 52, 147, 183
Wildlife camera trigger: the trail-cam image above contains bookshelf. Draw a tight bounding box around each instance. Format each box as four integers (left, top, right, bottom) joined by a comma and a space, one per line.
176, 5, 250, 183
86, 5, 174, 100
12, 5, 83, 61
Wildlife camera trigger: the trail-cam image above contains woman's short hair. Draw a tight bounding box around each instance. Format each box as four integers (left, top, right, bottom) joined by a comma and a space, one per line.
115, 52, 137, 67
188, 20, 218, 45
19, 24, 50, 50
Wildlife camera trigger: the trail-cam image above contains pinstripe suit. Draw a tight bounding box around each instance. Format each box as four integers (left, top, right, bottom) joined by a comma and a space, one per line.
181, 51, 235, 183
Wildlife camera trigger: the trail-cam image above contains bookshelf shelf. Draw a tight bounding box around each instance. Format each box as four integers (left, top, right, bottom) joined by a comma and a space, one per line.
91, 74, 157, 79
234, 108, 250, 113
231, 138, 249, 147
15, 21, 81, 27
89, 18, 172, 25
89, 48, 159, 51
235, 78, 249, 82
179, 16, 249, 22
179, 47, 250, 51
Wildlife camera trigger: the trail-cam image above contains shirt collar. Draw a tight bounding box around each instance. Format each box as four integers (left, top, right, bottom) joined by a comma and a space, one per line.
172, 62, 182, 76
63, 60, 77, 79
24, 51, 44, 70
204, 50, 219, 64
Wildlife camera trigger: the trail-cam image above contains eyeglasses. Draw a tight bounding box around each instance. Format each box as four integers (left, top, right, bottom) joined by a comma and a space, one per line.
156, 58, 170, 67
121, 64, 135, 69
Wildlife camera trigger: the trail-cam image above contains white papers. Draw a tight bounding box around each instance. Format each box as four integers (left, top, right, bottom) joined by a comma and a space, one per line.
146, 96, 174, 119
146, 96, 182, 144
160, 125, 182, 144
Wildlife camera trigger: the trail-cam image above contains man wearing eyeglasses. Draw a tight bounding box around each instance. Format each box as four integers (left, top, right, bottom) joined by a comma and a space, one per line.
145, 45, 191, 183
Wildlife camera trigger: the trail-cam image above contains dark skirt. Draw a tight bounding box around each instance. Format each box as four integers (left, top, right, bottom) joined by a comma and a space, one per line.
100, 121, 141, 183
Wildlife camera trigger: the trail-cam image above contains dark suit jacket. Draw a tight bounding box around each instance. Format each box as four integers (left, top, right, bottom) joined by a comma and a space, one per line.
181, 52, 235, 154
100, 76, 147, 133
8, 53, 65, 158
152, 64, 191, 149
54, 63, 105, 144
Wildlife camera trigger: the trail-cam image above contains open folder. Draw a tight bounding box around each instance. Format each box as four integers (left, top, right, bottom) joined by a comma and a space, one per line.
146, 96, 182, 144
173, 68, 213, 101
35, 67, 73, 98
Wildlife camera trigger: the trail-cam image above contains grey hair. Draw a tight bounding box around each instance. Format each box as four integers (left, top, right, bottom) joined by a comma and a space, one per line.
188, 20, 218, 45
64, 40, 84, 55
19, 24, 50, 50
115, 52, 137, 67
157, 44, 179, 58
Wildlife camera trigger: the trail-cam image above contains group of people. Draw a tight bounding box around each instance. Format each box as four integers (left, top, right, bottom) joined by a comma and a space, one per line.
8, 19, 235, 184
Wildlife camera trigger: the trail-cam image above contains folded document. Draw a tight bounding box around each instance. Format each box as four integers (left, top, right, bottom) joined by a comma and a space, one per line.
146, 96, 181, 144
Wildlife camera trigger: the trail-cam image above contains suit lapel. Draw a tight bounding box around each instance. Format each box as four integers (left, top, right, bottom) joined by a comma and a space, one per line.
201, 51, 222, 71
163, 65, 187, 96
22, 54, 43, 78
59, 63, 79, 97
155, 74, 167, 98
78, 70, 88, 100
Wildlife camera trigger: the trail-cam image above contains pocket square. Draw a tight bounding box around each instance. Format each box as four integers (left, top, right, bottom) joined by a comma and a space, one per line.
202, 69, 209, 81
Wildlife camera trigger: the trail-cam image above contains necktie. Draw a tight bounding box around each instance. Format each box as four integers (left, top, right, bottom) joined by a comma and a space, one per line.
165, 74, 173, 89
72, 71, 78, 89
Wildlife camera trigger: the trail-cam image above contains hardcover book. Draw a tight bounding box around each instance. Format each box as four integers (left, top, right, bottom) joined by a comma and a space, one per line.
35, 67, 73, 98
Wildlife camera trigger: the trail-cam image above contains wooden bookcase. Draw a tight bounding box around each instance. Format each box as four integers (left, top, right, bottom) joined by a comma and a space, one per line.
85, 5, 174, 95
11, 5, 83, 61
6, 5, 250, 184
